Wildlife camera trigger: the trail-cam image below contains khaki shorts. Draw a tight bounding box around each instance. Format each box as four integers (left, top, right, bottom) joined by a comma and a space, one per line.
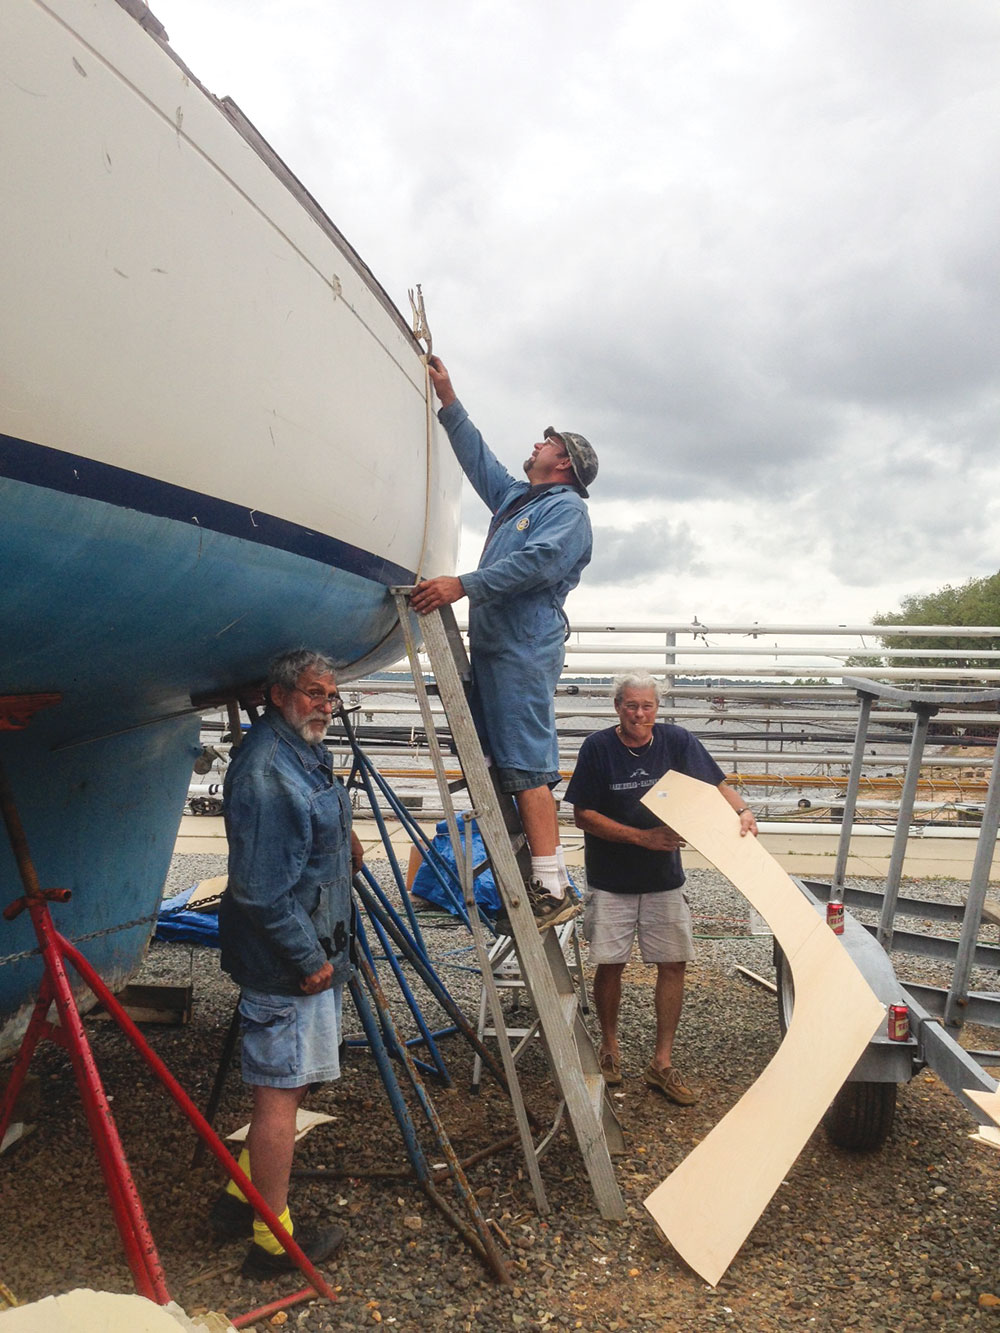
583, 888, 695, 965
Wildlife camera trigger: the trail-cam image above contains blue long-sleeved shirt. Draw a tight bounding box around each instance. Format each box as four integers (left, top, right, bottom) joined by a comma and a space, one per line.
441, 399, 592, 656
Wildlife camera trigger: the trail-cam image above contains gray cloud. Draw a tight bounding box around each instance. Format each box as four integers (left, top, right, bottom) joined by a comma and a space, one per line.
156, 0, 1000, 622
587, 519, 704, 587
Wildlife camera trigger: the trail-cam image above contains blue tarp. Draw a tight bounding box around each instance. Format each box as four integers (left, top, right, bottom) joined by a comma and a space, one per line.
410, 818, 501, 917
155, 883, 221, 947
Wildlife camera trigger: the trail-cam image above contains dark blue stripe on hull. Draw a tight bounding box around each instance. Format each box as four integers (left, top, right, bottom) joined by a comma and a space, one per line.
0, 431, 415, 588
0, 476, 410, 732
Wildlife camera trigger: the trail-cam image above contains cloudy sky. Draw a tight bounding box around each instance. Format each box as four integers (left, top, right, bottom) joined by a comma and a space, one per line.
153, 0, 1000, 630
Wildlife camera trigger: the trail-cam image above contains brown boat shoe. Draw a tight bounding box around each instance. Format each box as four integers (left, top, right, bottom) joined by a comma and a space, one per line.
599, 1051, 622, 1086
644, 1062, 700, 1106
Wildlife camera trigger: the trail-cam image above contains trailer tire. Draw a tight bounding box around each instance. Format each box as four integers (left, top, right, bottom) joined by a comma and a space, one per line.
822, 1081, 896, 1151
774, 945, 897, 1151
774, 944, 794, 1037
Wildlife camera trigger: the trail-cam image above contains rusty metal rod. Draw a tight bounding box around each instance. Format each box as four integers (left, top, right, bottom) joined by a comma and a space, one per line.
353, 948, 512, 1285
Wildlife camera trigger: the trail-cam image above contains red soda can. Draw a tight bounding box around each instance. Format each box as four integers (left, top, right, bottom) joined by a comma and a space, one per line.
826, 899, 845, 934
888, 1004, 910, 1041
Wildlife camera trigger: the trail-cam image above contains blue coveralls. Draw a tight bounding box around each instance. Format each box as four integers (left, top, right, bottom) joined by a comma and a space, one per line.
439, 399, 593, 781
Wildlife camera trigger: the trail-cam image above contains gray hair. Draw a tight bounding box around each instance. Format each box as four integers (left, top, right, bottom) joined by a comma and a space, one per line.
265, 648, 337, 694
612, 672, 661, 707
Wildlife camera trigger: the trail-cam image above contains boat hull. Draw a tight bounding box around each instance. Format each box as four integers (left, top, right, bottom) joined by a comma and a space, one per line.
0, 0, 460, 1051
0, 716, 200, 1053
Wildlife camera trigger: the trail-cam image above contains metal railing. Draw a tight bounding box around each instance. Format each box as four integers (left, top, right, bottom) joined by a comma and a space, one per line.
191, 622, 1000, 826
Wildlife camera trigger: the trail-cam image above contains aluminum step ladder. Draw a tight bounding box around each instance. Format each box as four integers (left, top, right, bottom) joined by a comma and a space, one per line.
392, 591, 625, 1221
471, 920, 588, 1093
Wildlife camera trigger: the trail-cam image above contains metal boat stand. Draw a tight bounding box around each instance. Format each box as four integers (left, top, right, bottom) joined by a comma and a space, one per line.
345, 921, 511, 1284
0, 752, 338, 1324
335, 699, 537, 1085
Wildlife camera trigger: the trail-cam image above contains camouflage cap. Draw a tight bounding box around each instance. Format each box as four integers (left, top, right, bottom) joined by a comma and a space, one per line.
544, 427, 598, 498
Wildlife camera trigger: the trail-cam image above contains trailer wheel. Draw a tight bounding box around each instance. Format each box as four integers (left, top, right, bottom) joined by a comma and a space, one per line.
774, 946, 896, 1151
774, 944, 794, 1036
822, 1081, 896, 1151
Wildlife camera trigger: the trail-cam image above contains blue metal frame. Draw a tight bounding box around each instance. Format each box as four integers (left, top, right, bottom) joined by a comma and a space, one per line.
350, 905, 450, 1083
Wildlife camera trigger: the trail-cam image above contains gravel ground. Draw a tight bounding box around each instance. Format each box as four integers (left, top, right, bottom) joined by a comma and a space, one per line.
3, 856, 1000, 1331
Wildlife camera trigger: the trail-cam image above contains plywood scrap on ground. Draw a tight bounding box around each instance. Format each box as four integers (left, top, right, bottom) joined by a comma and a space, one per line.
965, 1089, 1000, 1134
0, 1288, 236, 1331
969, 1121, 1000, 1150
226, 1107, 334, 1144
640, 771, 885, 1287
187, 875, 227, 910
734, 965, 777, 994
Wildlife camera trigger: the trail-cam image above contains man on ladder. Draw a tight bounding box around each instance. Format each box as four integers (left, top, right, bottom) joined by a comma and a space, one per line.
411, 355, 598, 929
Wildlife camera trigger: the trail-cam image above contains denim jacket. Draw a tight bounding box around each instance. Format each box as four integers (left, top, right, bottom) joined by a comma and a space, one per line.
219, 709, 353, 994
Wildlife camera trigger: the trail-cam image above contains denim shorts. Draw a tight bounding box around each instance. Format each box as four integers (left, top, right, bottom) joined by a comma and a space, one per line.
494, 766, 561, 794
239, 984, 343, 1088
583, 889, 695, 965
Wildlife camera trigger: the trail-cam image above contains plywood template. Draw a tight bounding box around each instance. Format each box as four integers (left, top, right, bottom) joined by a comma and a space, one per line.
640, 772, 885, 1287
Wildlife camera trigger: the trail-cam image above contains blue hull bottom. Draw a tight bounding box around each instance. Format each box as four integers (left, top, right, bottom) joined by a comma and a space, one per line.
1, 472, 413, 733
0, 471, 419, 1052
0, 715, 200, 1049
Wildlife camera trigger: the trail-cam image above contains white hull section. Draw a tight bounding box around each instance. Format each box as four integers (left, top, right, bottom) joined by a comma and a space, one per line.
1, 0, 460, 584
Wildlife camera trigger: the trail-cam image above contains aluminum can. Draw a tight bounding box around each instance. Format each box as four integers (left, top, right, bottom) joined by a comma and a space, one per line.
826, 899, 845, 934
888, 1004, 910, 1041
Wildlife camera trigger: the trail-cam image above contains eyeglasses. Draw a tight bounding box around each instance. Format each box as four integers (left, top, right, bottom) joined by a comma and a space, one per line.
293, 686, 342, 710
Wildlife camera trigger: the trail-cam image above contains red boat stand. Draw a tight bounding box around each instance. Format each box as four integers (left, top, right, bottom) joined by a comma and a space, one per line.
0, 757, 336, 1323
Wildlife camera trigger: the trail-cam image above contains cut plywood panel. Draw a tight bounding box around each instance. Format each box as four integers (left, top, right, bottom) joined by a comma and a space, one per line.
969, 1122, 1000, 1149
965, 1088, 1000, 1131
640, 772, 885, 1287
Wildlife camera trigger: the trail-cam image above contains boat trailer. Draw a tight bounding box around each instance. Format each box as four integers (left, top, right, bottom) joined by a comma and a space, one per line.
775, 677, 1000, 1149
773, 682, 1000, 1151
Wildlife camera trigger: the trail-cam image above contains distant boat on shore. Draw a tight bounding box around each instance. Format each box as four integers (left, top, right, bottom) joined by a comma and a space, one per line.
0, 0, 460, 1052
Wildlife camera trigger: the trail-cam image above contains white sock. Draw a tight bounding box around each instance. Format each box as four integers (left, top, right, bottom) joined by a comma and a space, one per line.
555, 845, 572, 892
531, 854, 563, 897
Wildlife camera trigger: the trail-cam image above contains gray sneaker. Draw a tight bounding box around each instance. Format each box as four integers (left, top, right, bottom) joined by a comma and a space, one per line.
525, 880, 581, 930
